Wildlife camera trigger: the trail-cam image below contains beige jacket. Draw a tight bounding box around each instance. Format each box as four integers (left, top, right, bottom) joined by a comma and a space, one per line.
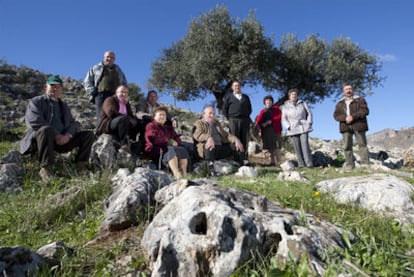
192, 119, 237, 159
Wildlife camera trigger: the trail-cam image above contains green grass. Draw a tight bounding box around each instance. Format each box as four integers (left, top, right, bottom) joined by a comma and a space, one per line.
1, 151, 414, 276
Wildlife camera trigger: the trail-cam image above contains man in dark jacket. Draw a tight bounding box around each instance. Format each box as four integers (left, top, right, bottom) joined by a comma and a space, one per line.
222, 81, 252, 165
334, 84, 370, 169
20, 75, 95, 183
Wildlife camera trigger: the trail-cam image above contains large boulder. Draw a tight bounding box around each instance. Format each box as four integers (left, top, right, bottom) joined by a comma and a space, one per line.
141, 180, 350, 276
316, 174, 414, 225
100, 167, 172, 232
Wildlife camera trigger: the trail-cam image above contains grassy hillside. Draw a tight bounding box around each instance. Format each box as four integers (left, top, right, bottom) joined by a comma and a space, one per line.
1, 134, 414, 276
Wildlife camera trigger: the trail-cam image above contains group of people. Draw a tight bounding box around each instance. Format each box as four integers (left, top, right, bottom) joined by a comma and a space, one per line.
256, 85, 370, 170
19, 50, 370, 183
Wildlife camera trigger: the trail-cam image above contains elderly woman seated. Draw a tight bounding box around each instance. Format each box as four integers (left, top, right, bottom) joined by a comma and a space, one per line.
144, 106, 189, 179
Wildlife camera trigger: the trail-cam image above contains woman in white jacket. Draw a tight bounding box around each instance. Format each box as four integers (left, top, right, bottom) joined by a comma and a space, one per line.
281, 89, 314, 168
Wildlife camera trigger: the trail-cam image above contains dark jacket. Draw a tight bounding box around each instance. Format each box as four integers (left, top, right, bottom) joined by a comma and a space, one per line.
145, 121, 181, 159
20, 94, 78, 155
222, 93, 252, 119
96, 95, 135, 135
192, 119, 237, 159
334, 96, 369, 133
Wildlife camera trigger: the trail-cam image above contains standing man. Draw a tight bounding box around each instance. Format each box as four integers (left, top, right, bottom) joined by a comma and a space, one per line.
84, 50, 127, 126
20, 75, 95, 183
222, 81, 252, 166
334, 84, 370, 169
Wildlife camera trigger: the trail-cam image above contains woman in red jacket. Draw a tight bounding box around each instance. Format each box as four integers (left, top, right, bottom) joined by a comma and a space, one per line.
145, 106, 189, 179
256, 95, 283, 166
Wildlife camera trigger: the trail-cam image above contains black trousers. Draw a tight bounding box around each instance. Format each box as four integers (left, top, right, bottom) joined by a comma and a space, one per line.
203, 143, 234, 161
34, 126, 95, 167
228, 117, 250, 162
109, 115, 140, 145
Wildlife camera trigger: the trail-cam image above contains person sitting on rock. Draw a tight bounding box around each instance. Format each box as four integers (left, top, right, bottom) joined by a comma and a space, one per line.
95, 85, 141, 152
144, 106, 189, 179
193, 106, 245, 176
19, 75, 95, 183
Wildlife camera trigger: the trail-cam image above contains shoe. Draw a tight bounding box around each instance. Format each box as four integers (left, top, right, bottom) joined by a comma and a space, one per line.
39, 167, 54, 184
208, 164, 217, 177
119, 144, 131, 153
76, 162, 89, 175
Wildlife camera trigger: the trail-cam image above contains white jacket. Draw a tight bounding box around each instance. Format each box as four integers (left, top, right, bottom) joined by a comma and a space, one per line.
281, 100, 313, 136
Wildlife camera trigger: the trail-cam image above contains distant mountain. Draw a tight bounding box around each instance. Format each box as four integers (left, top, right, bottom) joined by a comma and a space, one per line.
367, 127, 414, 153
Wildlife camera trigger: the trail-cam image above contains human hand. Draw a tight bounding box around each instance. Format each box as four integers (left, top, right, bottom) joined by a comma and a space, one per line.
55, 134, 70, 145
129, 117, 138, 127
235, 139, 244, 152
205, 137, 215, 151
346, 115, 353, 124
89, 91, 98, 104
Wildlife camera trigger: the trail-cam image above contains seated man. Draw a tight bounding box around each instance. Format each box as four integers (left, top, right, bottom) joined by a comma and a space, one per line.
193, 106, 245, 176
20, 75, 96, 183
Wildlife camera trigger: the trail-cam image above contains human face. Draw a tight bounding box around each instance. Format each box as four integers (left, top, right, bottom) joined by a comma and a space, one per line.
116, 86, 129, 102
45, 84, 62, 100
343, 85, 354, 99
289, 91, 298, 102
153, 110, 167, 125
231, 82, 241, 94
264, 99, 273, 109
103, 51, 115, 66
202, 107, 216, 123
147, 92, 158, 105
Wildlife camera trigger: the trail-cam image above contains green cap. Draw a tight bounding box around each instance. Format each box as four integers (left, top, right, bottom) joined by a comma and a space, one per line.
46, 75, 63, 85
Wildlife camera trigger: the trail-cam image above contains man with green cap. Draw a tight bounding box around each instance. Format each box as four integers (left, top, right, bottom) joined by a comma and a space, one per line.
20, 75, 96, 183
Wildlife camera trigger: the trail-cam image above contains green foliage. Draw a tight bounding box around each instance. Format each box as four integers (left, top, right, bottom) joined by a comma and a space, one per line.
1, 136, 414, 276
150, 5, 276, 109
220, 168, 414, 276
127, 82, 145, 108
150, 5, 383, 110
269, 34, 384, 106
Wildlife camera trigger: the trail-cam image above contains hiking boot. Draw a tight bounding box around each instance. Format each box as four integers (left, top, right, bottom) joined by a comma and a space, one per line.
208, 163, 217, 177
39, 167, 54, 184
76, 162, 89, 175
119, 144, 131, 153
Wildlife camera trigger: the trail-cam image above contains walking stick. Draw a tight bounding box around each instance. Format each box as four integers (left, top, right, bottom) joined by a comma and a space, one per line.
158, 149, 163, 170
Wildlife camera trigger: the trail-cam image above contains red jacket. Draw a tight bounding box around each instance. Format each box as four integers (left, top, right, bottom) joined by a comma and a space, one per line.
145, 121, 182, 159
255, 105, 282, 134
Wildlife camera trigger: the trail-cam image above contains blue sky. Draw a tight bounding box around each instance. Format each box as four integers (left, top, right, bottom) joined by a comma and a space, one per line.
1, 0, 413, 140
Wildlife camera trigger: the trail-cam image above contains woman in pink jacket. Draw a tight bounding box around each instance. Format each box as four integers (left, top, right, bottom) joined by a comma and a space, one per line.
256, 95, 283, 166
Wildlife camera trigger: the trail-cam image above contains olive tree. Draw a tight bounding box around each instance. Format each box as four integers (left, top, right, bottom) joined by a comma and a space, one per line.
150, 5, 276, 110
266, 34, 384, 106
150, 5, 384, 110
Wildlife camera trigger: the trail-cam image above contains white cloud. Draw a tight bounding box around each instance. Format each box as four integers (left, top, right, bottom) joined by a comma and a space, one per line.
377, 54, 398, 62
